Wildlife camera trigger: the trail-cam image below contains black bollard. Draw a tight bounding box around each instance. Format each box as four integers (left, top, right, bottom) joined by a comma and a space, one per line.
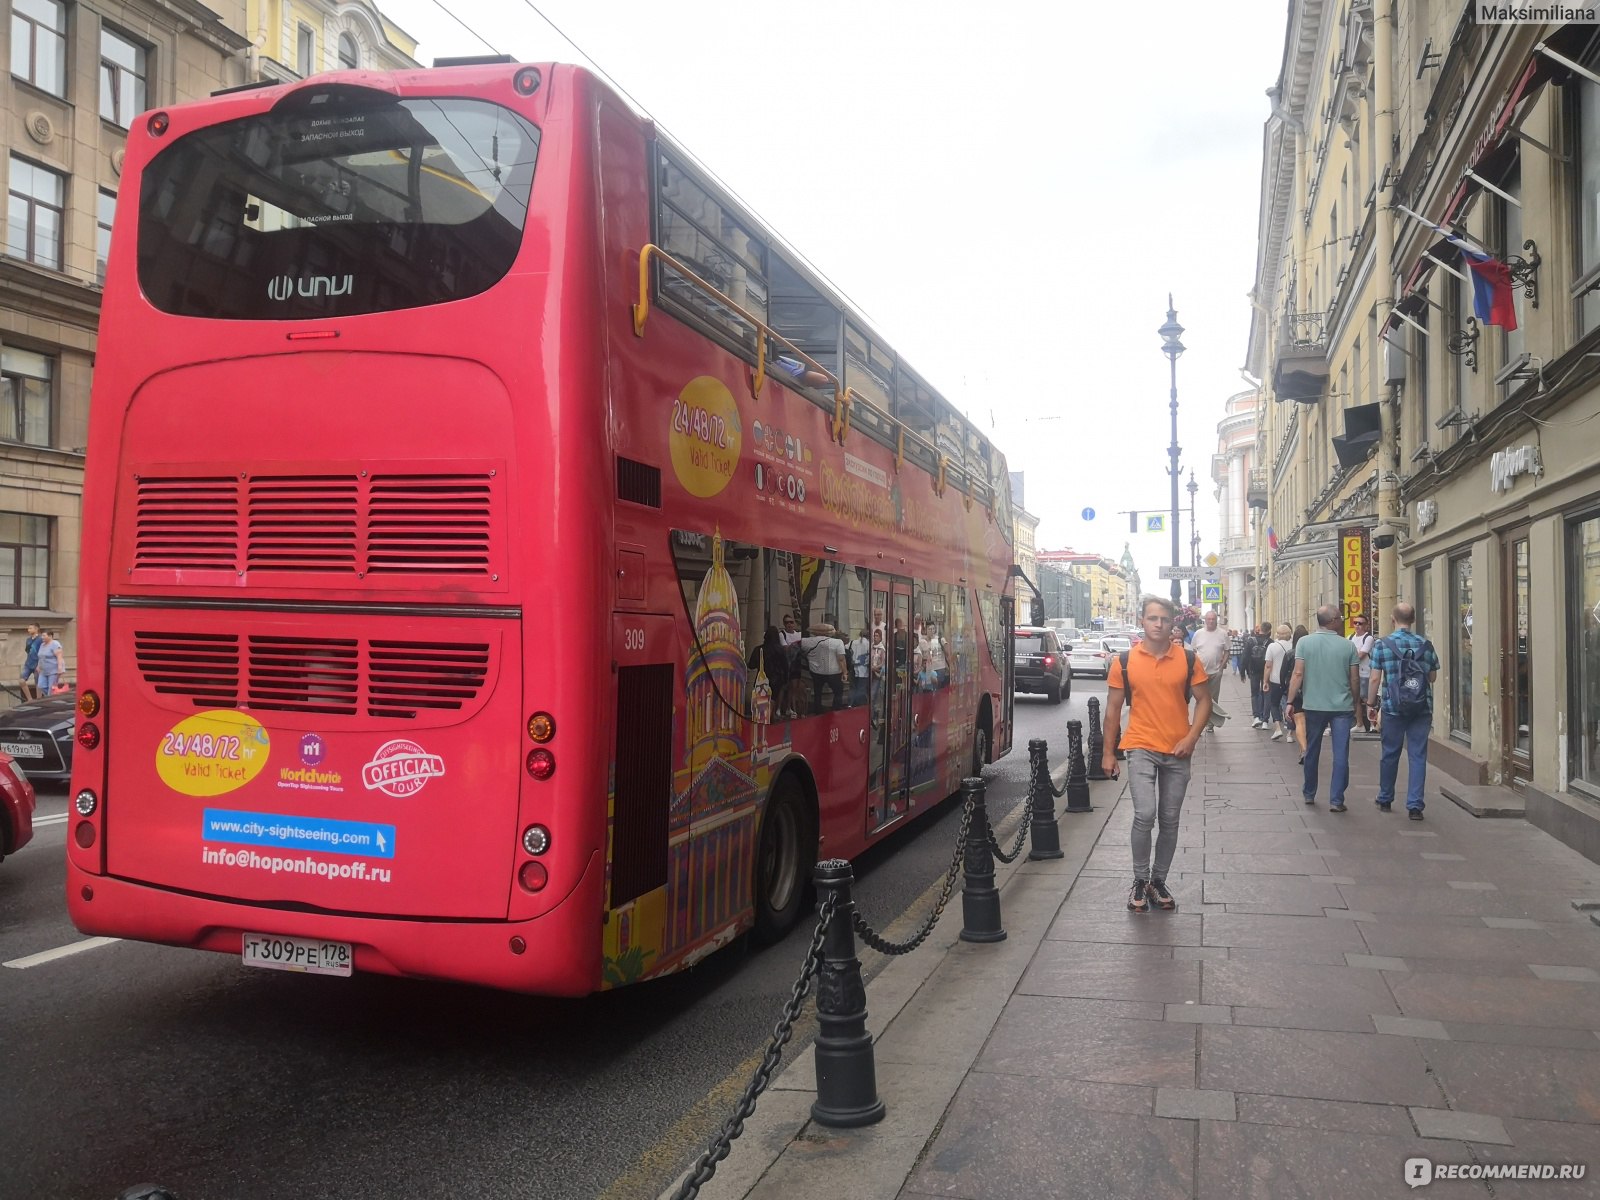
959, 776, 1006, 942
810, 859, 886, 1128
1065, 719, 1094, 813
1086, 696, 1109, 781
1027, 740, 1064, 860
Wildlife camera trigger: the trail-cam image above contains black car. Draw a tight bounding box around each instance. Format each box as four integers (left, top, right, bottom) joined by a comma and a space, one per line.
1013, 627, 1069, 704
0, 693, 77, 784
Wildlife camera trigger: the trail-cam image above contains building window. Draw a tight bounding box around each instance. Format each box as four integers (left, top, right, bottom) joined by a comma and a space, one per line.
96, 189, 116, 283
1570, 513, 1600, 796
1414, 562, 1432, 638
1445, 274, 1470, 438
11, 0, 66, 97
297, 25, 315, 76
1576, 33, 1600, 333
6, 156, 65, 270
0, 346, 54, 447
100, 26, 148, 128
0, 512, 49, 608
1449, 552, 1473, 739
337, 32, 359, 70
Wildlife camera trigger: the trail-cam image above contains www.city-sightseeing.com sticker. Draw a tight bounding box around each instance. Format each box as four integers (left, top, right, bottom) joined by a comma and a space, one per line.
156, 711, 271, 797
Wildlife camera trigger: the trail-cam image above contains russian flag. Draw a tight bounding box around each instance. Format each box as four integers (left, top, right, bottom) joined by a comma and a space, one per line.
1267, 526, 1279, 552
1462, 249, 1518, 332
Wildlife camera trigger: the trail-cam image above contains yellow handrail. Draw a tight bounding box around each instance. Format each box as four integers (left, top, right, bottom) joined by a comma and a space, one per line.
633, 242, 978, 485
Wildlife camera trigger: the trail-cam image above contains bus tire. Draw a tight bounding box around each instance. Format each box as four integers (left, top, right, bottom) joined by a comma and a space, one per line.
971, 717, 991, 777
753, 773, 813, 945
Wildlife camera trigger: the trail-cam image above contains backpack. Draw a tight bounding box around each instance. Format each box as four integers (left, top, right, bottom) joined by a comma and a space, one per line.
1246, 636, 1269, 674
1276, 643, 1296, 687
1118, 648, 1197, 707
1380, 636, 1433, 716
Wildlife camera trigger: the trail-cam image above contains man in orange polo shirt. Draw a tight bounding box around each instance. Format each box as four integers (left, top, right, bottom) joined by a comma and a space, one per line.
1100, 594, 1212, 913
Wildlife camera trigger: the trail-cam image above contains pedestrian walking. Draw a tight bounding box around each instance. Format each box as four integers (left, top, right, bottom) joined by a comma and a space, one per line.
1229, 628, 1245, 678
1245, 622, 1271, 726
1262, 623, 1294, 739
1285, 606, 1360, 811
1101, 594, 1212, 913
35, 628, 65, 696
1349, 614, 1376, 732
1366, 602, 1440, 819
17, 622, 42, 701
1188, 609, 1230, 714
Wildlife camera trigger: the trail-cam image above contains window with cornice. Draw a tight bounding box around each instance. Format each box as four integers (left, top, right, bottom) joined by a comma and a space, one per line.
338, 33, 359, 70
1572, 31, 1600, 333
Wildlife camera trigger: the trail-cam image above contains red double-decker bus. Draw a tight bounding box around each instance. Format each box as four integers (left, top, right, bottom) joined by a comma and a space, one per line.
67, 61, 1016, 995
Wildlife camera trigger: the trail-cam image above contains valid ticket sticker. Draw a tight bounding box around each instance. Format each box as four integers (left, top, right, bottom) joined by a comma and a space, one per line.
156, 710, 271, 797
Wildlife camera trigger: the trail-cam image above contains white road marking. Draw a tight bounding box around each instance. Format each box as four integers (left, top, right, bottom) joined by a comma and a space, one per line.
4, 937, 120, 969
34, 813, 68, 826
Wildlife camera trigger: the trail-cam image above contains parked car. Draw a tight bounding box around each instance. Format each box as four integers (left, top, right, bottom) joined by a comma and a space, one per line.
1068, 636, 1112, 679
1013, 627, 1069, 704
0, 750, 36, 864
0, 693, 77, 784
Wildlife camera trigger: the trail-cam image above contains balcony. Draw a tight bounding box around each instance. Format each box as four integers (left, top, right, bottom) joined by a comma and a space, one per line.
1246, 468, 1268, 509
1272, 310, 1330, 404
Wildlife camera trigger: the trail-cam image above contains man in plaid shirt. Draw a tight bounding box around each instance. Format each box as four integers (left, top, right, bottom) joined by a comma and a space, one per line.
1365, 602, 1441, 819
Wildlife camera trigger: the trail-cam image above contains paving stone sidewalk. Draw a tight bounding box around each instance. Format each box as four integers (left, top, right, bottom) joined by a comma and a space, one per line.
667, 672, 1600, 1200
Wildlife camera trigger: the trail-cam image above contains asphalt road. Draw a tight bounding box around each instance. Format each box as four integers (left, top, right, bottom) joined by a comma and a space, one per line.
0, 679, 1105, 1200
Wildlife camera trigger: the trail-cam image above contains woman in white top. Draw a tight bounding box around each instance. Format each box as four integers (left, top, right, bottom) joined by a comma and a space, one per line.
1261, 624, 1295, 740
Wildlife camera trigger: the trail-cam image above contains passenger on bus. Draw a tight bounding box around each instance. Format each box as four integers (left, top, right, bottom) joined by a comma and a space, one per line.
800, 622, 848, 713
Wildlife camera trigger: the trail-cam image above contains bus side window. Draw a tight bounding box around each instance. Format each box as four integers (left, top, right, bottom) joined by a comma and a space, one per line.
768, 255, 840, 388
844, 323, 893, 413
656, 153, 768, 352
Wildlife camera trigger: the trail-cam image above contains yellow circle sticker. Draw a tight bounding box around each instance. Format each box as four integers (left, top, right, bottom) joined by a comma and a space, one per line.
670, 376, 742, 498
156, 710, 271, 796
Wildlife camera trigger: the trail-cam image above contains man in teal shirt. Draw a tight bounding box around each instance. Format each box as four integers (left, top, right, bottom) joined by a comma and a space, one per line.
1286, 605, 1360, 811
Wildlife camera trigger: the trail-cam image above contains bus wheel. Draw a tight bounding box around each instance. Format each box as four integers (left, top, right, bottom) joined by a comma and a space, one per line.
971, 720, 990, 777
753, 775, 811, 944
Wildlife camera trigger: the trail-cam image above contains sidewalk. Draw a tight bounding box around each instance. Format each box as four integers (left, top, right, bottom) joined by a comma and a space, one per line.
668, 671, 1600, 1200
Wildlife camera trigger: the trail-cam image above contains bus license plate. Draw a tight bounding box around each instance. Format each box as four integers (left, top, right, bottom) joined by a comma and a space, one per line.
241, 933, 352, 977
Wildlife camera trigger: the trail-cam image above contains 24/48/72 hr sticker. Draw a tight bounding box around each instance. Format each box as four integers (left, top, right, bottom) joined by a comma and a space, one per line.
156, 710, 271, 797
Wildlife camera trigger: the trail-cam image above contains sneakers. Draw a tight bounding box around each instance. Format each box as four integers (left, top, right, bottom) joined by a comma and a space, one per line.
1408, 809, 1424, 821
1127, 879, 1150, 913
1270, 727, 1284, 741
1251, 718, 1264, 729
1329, 803, 1347, 813
1147, 878, 1177, 910
1377, 802, 1392, 812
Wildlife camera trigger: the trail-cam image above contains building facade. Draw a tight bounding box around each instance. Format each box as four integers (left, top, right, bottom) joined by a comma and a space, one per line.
1037, 548, 1134, 628
1213, 388, 1263, 630
1, 0, 415, 699
1250, 1, 1600, 859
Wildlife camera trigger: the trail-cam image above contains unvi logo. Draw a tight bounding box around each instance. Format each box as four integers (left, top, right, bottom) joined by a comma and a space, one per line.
266, 273, 354, 301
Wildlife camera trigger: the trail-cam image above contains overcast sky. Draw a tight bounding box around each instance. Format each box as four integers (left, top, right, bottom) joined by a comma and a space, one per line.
375, 0, 1286, 594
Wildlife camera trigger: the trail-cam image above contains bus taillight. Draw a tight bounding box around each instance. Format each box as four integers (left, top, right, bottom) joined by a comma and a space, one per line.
78, 691, 100, 718
527, 712, 555, 742
514, 68, 541, 96
147, 111, 170, 137
517, 862, 548, 892
526, 748, 555, 780
521, 825, 551, 856
77, 723, 101, 751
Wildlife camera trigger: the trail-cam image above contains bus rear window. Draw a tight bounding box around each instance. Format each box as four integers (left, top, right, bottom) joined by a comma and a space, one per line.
137, 95, 540, 319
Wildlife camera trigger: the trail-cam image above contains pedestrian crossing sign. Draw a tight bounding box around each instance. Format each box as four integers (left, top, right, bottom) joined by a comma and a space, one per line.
1145, 515, 1165, 533
1201, 581, 1223, 604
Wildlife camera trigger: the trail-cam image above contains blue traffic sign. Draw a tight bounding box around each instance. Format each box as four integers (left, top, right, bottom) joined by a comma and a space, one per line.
1081, 507, 1095, 521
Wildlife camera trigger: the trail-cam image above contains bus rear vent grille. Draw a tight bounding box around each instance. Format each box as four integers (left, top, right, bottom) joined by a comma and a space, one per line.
609, 663, 673, 907
616, 457, 661, 508
133, 631, 490, 718
133, 472, 495, 577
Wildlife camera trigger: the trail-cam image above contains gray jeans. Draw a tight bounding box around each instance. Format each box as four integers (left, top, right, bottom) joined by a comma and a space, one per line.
1128, 748, 1192, 883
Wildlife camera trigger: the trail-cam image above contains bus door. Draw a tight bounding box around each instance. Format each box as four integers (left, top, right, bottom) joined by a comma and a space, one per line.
867, 576, 914, 834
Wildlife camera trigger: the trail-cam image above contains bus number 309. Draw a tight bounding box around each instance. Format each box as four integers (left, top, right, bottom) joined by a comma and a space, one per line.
623, 628, 646, 651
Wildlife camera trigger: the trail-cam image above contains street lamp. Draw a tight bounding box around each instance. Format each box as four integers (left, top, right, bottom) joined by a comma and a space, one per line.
1158, 297, 1185, 604
1186, 469, 1199, 607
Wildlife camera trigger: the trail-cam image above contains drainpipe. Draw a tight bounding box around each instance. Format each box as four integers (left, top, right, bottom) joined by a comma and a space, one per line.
1374, 0, 1399, 625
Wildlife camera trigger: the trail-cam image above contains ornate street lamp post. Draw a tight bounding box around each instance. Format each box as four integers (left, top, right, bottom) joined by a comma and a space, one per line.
1187, 469, 1200, 607
1158, 297, 1185, 604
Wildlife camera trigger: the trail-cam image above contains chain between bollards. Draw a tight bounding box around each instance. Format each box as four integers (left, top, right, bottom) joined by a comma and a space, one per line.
853, 795, 974, 955
671, 889, 842, 1199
